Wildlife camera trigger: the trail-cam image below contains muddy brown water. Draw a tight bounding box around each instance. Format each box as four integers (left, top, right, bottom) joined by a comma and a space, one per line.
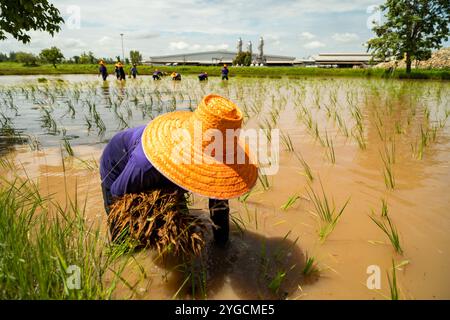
0, 75, 449, 299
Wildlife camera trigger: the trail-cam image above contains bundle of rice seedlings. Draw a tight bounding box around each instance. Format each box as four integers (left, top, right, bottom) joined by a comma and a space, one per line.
108, 189, 210, 256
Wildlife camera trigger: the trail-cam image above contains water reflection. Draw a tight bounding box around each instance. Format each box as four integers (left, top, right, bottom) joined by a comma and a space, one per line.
154, 230, 316, 300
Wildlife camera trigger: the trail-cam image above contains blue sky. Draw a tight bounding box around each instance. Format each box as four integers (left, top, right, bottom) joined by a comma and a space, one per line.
1, 0, 391, 59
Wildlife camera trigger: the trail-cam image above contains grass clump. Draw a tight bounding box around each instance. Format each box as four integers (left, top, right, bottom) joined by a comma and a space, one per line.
108, 189, 210, 257
306, 180, 350, 242
0, 177, 123, 299
280, 194, 300, 211
369, 213, 403, 255
302, 253, 319, 277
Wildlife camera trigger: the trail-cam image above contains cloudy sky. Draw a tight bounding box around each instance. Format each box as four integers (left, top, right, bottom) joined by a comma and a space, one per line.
1, 0, 391, 60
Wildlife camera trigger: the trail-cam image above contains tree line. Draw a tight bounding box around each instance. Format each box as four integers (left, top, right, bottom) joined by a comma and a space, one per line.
0, 48, 144, 68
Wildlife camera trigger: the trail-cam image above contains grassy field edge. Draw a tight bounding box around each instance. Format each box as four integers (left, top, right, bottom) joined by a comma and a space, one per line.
1, 62, 449, 80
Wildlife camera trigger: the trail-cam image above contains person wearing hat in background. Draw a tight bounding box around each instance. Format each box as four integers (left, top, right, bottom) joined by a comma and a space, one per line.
221, 64, 229, 80
100, 94, 258, 246
198, 71, 208, 81
171, 71, 181, 81
98, 60, 108, 81
130, 64, 138, 79
117, 62, 126, 81
114, 62, 121, 80
153, 69, 162, 80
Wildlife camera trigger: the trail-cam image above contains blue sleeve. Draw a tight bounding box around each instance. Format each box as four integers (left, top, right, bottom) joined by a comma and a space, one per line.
109, 144, 163, 197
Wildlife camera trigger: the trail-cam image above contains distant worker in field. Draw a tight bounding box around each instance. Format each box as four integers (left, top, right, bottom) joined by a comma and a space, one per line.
221, 64, 229, 80
198, 71, 208, 81
117, 62, 126, 81
114, 62, 121, 80
153, 69, 162, 80
98, 60, 108, 81
131, 64, 138, 79
171, 71, 181, 81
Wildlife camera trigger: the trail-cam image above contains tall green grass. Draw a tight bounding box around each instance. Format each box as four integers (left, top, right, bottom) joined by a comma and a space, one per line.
0, 175, 128, 299
1, 62, 449, 80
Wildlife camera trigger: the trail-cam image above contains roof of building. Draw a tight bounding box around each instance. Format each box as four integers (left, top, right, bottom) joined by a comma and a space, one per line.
314, 53, 374, 64
148, 50, 296, 65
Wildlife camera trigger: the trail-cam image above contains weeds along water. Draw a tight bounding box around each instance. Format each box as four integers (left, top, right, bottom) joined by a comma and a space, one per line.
0, 75, 449, 299
0, 159, 136, 299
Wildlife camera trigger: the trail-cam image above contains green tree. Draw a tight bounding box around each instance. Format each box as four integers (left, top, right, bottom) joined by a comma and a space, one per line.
79, 51, 96, 64
15, 52, 38, 66
367, 0, 450, 74
73, 55, 80, 64
0, 0, 64, 43
40, 46, 64, 68
129, 50, 142, 65
8, 51, 16, 61
233, 51, 252, 66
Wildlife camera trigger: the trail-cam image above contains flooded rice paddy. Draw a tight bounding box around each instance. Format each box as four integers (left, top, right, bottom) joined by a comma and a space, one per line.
0, 74, 449, 299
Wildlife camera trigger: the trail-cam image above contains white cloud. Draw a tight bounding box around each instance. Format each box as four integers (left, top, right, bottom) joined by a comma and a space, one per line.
169, 41, 190, 50
99, 36, 113, 46
128, 31, 160, 40
169, 41, 229, 51
205, 43, 229, 51
332, 32, 360, 43
59, 38, 87, 49
303, 41, 326, 49
299, 32, 315, 40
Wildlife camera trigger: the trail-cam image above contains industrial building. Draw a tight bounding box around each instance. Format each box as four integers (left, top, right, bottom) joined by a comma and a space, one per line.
146, 36, 377, 68
147, 50, 296, 66
312, 53, 376, 68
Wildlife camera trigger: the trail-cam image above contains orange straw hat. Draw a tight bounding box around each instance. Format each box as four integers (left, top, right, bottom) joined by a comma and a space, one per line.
142, 94, 258, 199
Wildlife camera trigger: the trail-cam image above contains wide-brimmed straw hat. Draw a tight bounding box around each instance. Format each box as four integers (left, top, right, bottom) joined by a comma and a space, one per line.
142, 94, 258, 199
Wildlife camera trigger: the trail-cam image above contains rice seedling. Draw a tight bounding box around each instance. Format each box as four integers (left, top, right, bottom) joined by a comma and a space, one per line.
302, 252, 319, 277
280, 194, 300, 210
415, 124, 430, 160
26, 134, 41, 151
352, 125, 366, 150
335, 111, 349, 137
324, 131, 336, 164
379, 138, 396, 189
369, 213, 403, 255
306, 180, 350, 242
387, 259, 400, 300
108, 189, 210, 256
258, 172, 271, 191
280, 130, 295, 152
381, 199, 388, 217
294, 151, 314, 182
268, 270, 286, 294
62, 137, 74, 157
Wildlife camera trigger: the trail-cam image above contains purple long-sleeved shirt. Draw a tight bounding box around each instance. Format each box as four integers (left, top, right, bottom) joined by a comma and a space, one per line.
100, 125, 178, 196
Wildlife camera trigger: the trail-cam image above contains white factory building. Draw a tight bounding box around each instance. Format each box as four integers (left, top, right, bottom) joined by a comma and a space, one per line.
145, 37, 377, 68
147, 50, 296, 66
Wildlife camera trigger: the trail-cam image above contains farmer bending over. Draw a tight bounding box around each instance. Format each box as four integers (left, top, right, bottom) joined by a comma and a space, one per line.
153, 69, 162, 80
100, 94, 257, 246
171, 71, 181, 80
198, 71, 208, 81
